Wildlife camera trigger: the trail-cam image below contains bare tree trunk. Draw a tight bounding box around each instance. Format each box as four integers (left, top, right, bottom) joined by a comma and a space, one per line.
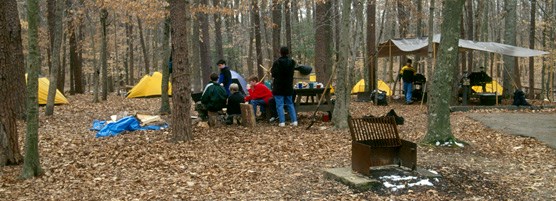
92, 17, 99, 103
424, 0, 465, 145
367, 0, 377, 92
21, 0, 44, 179
170, 0, 193, 142
0, 0, 24, 166
502, 0, 517, 97
160, 17, 171, 115
465, 0, 473, 72
213, 0, 224, 60
127, 15, 135, 85
137, 17, 150, 75
200, 0, 212, 83
271, 0, 282, 59
46, 0, 64, 115
332, 0, 352, 129
314, 0, 333, 83
253, 1, 264, 79
528, 0, 536, 98
100, 9, 109, 100
285, 0, 292, 50
191, 0, 202, 92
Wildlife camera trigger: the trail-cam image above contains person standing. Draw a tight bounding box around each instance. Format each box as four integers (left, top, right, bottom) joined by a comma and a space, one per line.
399, 59, 416, 104
245, 75, 273, 119
217, 59, 232, 96
271, 47, 297, 127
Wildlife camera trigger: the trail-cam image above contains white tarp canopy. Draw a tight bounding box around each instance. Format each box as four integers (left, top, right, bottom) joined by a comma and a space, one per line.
377, 34, 549, 58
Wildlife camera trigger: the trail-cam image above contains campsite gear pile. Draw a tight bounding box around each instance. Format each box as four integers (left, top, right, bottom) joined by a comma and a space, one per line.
370, 90, 388, 106
91, 113, 168, 138
412, 73, 427, 102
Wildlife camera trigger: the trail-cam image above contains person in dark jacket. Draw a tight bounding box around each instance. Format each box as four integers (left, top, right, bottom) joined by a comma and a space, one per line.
399, 59, 416, 104
217, 59, 232, 96
196, 73, 227, 120
271, 47, 298, 127
226, 83, 245, 125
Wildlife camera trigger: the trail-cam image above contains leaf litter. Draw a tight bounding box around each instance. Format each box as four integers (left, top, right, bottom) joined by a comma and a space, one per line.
0, 94, 555, 200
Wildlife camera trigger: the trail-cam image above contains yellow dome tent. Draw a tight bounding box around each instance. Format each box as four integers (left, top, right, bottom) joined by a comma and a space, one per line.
25, 74, 69, 105
127, 72, 172, 98
351, 79, 392, 96
471, 80, 503, 95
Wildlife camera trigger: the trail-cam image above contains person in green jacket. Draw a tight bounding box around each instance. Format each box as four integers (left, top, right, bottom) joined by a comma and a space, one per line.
196, 73, 227, 120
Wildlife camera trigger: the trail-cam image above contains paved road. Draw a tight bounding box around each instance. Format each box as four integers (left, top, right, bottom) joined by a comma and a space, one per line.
467, 113, 556, 149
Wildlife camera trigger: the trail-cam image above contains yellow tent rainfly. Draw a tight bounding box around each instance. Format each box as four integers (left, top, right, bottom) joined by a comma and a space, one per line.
127, 72, 173, 98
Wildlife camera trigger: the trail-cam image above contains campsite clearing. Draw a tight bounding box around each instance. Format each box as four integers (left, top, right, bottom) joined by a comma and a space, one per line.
1, 94, 555, 200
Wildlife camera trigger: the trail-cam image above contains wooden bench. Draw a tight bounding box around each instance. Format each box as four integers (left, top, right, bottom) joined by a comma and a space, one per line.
348, 116, 417, 176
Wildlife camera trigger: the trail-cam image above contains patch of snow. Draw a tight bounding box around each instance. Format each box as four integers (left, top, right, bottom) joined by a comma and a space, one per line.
428, 170, 439, 175
408, 179, 434, 187
435, 141, 440, 146
454, 141, 464, 147
380, 175, 417, 181
448, 47, 454, 51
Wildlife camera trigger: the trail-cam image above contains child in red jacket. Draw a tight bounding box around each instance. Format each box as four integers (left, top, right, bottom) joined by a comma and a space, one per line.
245, 75, 273, 119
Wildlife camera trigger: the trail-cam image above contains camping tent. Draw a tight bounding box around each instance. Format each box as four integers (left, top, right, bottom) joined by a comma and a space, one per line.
127, 71, 248, 98
127, 72, 172, 98
25, 74, 69, 105
351, 79, 392, 96
471, 80, 504, 95
38, 77, 69, 104
230, 70, 248, 94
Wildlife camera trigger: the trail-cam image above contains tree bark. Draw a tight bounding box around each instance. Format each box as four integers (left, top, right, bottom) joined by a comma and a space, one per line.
253, 1, 264, 79
0, 0, 24, 166
367, 0, 377, 92
21, 0, 44, 179
46, 0, 64, 115
285, 0, 292, 51
127, 15, 135, 85
528, 0, 536, 98
332, 0, 352, 129
423, 0, 465, 144
191, 0, 203, 92
314, 0, 333, 83
170, 0, 193, 142
100, 9, 109, 101
200, 0, 212, 84
213, 0, 224, 60
138, 17, 151, 75
160, 17, 171, 115
502, 0, 517, 97
271, 0, 282, 59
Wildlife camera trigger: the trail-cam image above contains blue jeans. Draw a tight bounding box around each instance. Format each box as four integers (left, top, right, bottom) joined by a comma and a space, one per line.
249, 99, 267, 115
403, 82, 413, 103
274, 95, 297, 123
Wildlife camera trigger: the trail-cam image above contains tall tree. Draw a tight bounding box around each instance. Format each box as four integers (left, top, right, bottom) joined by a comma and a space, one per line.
46, 0, 64, 116
465, 0, 474, 72
502, 0, 517, 97
253, 0, 264, 79
367, 0, 377, 93
160, 17, 171, 115
199, 0, 212, 82
126, 15, 135, 85
332, 0, 352, 129
213, 0, 224, 60
285, 0, 292, 50
528, 0, 536, 98
100, 8, 109, 101
21, 0, 44, 179
423, 0, 465, 144
0, 0, 24, 166
271, 0, 282, 59
314, 0, 333, 83
170, 0, 193, 142
138, 17, 151, 75
191, 0, 203, 92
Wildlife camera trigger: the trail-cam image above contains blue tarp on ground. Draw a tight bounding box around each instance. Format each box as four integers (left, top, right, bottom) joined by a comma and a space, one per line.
91, 116, 168, 138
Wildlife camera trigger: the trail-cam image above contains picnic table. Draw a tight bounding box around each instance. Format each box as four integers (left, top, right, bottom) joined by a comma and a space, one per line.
293, 88, 334, 115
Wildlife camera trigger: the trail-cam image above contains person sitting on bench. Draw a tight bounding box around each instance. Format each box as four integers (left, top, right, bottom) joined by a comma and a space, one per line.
245, 75, 273, 120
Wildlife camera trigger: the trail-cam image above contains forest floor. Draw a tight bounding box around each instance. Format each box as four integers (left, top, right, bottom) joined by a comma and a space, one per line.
1, 94, 555, 200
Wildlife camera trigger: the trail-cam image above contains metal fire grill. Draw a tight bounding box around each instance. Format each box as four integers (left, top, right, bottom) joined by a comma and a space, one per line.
348, 116, 417, 176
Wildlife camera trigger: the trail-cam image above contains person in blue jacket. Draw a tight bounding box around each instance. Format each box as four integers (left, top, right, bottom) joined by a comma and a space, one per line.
217, 59, 232, 96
